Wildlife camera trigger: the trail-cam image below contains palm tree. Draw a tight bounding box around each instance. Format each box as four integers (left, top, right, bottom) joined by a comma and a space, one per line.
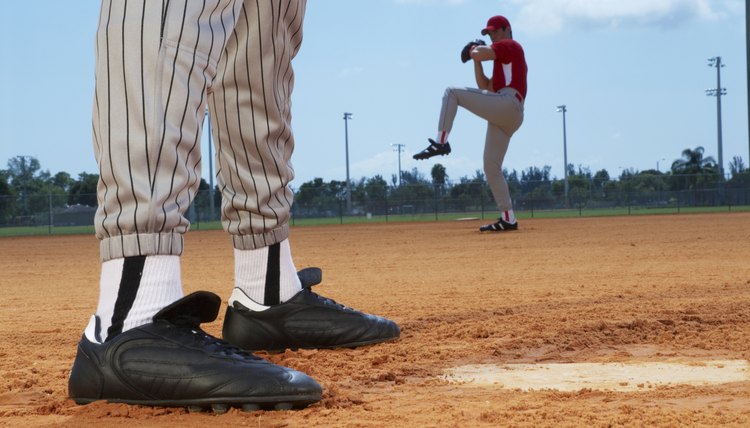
430, 163, 447, 186
728, 156, 746, 177
670, 146, 720, 192
671, 146, 718, 175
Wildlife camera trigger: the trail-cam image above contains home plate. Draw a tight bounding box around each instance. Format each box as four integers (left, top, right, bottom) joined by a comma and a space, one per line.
455, 217, 479, 221
443, 360, 750, 392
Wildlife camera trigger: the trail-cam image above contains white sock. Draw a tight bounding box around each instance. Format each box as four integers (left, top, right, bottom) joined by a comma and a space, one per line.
436, 131, 449, 145
233, 239, 302, 307
503, 210, 517, 223
84, 255, 183, 343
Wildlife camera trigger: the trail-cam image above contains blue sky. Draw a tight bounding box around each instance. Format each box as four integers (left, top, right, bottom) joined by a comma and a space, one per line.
0, 0, 747, 187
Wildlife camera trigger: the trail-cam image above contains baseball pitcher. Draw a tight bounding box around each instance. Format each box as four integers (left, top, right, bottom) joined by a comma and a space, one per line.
414, 15, 528, 232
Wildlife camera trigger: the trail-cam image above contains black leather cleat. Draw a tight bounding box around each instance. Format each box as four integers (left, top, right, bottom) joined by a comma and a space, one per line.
413, 139, 451, 160
479, 218, 519, 232
68, 291, 322, 411
223, 268, 400, 352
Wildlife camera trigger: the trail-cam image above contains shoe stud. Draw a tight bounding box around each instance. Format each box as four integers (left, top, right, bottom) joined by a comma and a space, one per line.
211, 403, 229, 414
241, 403, 261, 412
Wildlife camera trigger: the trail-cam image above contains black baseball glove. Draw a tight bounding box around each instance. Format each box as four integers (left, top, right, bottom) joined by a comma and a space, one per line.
460, 39, 486, 63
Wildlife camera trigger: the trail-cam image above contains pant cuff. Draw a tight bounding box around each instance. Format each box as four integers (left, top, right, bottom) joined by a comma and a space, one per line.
230, 223, 289, 250
99, 232, 184, 262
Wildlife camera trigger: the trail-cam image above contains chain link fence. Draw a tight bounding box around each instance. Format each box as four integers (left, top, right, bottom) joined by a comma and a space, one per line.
1, 175, 749, 234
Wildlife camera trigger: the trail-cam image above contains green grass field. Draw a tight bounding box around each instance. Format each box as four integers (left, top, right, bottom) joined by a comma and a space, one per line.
2, 204, 748, 237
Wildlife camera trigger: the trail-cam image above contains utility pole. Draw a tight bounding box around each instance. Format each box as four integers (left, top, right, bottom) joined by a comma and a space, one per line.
343, 112, 353, 213
556, 105, 569, 206
706, 57, 727, 177
392, 144, 406, 186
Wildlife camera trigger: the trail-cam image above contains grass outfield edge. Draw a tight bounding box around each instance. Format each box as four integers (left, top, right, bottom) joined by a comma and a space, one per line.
1, 204, 749, 237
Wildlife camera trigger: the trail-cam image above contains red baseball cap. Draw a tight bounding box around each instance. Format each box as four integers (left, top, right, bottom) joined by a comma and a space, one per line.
481, 15, 511, 35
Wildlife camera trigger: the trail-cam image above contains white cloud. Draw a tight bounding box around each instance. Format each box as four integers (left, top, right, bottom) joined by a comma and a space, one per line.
509, 0, 729, 34
352, 151, 399, 180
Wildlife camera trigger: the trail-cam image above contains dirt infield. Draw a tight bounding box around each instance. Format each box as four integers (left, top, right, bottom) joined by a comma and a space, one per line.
1, 213, 749, 427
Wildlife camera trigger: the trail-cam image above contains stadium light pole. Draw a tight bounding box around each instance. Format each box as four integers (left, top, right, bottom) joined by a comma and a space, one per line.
205, 109, 216, 221
706, 56, 727, 177
657, 158, 666, 173
556, 105, 569, 206
392, 144, 405, 186
343, 112, 353, 213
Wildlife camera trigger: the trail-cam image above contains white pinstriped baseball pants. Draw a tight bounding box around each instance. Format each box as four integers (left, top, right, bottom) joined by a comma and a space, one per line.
93, 0, 305, 261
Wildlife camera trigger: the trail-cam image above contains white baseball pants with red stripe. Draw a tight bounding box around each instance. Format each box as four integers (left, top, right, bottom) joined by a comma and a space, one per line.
437, 86, 524, 212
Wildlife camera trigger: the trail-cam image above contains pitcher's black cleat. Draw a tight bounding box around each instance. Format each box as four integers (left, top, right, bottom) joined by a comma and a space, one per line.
413, 139, 451, 160
68, 291, 322, 412
479, 218, 518, 232
223, 268, 400, 352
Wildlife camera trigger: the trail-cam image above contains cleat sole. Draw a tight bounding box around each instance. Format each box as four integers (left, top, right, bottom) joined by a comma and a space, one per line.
74, 395, 321, 412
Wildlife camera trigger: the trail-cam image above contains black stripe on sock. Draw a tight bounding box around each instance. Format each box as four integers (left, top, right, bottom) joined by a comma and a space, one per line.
264, 243, 280, 306
107, 255, 147, 340
94, 315, 102, 343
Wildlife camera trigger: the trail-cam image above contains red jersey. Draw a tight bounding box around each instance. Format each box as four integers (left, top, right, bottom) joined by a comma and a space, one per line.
490, 39, 527, 99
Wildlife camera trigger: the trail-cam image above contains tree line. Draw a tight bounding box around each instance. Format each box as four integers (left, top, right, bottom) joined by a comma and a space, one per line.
294, 146, 750, 212
1, 146, 749, 224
